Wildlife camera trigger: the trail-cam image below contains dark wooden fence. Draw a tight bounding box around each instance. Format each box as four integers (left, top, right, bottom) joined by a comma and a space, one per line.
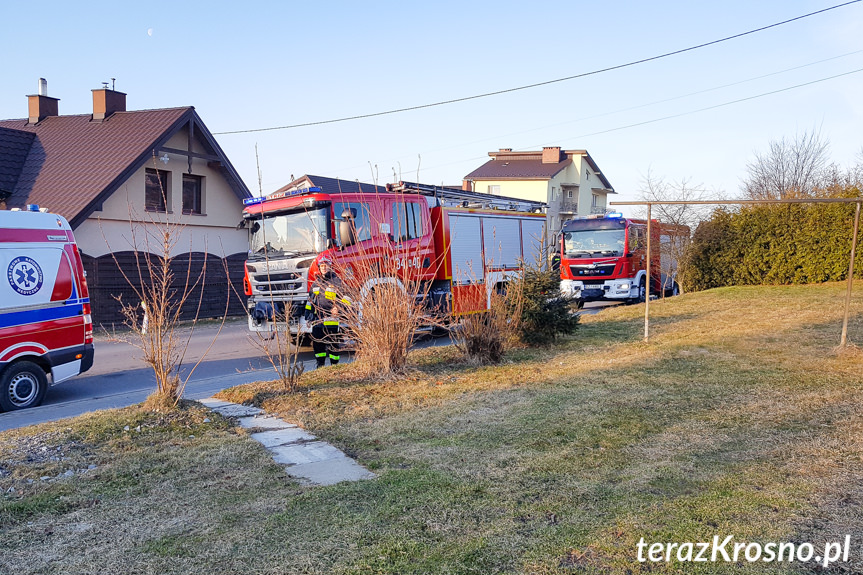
81, 251, 247, 329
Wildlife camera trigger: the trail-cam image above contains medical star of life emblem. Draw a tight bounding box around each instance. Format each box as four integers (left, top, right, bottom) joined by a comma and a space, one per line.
7, 256, 44, 296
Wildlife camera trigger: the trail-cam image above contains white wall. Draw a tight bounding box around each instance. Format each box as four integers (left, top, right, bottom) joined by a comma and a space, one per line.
75, 128, 247, 258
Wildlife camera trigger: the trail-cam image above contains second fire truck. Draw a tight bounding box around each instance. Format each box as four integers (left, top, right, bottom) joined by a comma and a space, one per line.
558, 213, 687, 307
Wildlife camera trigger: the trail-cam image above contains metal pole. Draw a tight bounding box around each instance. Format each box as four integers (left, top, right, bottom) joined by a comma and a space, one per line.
840, 201, 861, 347
644, 203, 651, 342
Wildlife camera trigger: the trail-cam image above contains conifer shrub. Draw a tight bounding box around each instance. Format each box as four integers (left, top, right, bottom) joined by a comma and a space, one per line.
517, 262, 579, 346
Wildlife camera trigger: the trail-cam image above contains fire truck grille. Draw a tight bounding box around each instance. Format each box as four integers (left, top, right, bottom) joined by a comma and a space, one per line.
257, 282, 303, 293
570, 264, 616, 277
252, 272, 300, 282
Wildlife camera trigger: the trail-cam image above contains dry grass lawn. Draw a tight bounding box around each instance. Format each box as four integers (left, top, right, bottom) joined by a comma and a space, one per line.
1, 283, 862, 574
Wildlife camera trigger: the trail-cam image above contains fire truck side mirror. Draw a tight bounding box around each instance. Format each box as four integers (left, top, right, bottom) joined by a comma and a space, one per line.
339, 219, 357, 248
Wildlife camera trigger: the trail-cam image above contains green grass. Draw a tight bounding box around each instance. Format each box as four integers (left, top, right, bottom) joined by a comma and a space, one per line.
1, 283, 862, 574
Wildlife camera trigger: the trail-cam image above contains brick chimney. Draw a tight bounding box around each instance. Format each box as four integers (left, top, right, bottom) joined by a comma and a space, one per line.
27, 78, 59, 124
92, 86, 126, 120
542, 147, 562, 164
462, 179, 474, 191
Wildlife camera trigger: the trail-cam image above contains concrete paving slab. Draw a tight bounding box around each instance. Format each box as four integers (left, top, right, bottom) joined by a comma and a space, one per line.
197, 398, 235, 409
236, 415, 297, 430
199, 397, 376, 487
251, 428, 316, 447
270, 441, 345, 465
286, 457, 377, 486
208, 404, 263, 417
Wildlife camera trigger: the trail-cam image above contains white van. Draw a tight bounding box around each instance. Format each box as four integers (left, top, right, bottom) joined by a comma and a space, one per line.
0, 206, 94, 410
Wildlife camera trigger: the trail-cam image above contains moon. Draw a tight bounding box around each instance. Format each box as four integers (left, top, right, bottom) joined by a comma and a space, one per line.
147, 28, 153, 37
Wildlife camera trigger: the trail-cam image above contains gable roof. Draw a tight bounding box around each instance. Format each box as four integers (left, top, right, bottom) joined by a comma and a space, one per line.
465, 158, 572, 180
0, 107, 250, 227
273, 174, 384, 196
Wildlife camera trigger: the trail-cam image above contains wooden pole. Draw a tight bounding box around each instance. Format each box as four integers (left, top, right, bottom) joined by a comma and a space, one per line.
644, 203, 651, 342
840, 201, 861, 347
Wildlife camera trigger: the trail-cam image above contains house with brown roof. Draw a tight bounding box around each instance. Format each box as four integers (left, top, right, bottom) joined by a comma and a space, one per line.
463, 147, 615, 238
0, 80, 251, 325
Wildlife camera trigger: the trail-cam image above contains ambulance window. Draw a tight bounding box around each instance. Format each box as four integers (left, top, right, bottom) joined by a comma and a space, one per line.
145, 168, 170, 212
52, 252, 74, 300
392, 202, 424, 242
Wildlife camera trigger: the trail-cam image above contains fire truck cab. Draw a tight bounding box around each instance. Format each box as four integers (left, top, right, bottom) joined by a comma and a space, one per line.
0, 206, 94, 410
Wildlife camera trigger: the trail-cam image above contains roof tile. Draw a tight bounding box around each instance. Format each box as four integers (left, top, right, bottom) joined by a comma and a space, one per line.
0, 108, 190, 220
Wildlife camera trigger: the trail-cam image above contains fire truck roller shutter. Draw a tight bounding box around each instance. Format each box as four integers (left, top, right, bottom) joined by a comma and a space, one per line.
448, 215, 483, 284
482, 217, 522, 270
521, 219, 547, 267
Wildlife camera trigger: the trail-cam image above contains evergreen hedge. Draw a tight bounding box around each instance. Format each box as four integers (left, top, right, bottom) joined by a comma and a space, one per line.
682, 191, 863, 291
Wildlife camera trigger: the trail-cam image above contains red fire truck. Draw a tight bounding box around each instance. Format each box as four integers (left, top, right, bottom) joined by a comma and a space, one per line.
241, 181, 547, 333
557, 213, 687, 307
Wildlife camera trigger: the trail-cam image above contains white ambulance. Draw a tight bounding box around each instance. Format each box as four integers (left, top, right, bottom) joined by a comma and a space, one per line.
0, 205, 94, 411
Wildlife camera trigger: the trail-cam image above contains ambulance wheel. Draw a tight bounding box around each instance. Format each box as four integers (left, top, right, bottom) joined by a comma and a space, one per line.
0, 361, 49, 411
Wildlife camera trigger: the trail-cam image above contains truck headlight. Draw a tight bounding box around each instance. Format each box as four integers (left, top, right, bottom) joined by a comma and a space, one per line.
618, 283, 630, 291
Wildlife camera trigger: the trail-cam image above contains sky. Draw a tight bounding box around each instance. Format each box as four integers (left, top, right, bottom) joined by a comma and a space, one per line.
3, 0, 863, 216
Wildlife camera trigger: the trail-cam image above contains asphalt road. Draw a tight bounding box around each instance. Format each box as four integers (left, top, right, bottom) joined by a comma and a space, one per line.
0, 302, 617, 432
0, 319, 312, 432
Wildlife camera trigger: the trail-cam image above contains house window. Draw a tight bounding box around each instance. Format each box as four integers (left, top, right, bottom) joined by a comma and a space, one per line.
567, 189, 574, 199
551, 187, 559, 201
182, 174, 204, 215
393, 201, 424, 241
145, 168, 170, 212
487, 185, 500, 195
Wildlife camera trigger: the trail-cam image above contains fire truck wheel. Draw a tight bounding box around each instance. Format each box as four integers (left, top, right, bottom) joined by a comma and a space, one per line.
637, 278, 647, 304
0, 361, 49, 411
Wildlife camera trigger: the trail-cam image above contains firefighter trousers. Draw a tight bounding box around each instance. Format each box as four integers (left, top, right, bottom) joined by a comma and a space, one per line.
311, 322, 342, 367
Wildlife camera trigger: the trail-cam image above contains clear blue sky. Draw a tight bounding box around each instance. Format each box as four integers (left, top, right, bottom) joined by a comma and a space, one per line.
3, 1, 862, 215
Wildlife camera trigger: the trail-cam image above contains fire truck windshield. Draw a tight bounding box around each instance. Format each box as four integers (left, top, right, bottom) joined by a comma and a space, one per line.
563, 229, 625, 257
249, 207, 328, 257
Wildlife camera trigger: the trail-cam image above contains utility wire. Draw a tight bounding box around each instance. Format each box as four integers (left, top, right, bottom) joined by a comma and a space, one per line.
214, 0, 862, 136
407, 66, 863, 176
319, 55, 863, 181
559, 67, 863, 141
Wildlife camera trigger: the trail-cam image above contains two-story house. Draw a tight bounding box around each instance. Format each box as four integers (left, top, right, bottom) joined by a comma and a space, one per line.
0, 80, 251, 325
463, 147, 615, 239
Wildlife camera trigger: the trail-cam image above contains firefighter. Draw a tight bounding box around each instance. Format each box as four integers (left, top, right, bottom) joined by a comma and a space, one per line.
304, 259, 351, 368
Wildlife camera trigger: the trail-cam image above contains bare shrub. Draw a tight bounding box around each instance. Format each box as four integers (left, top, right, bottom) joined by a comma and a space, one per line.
242, 153, 306, 392
106, 158, 229, 409
331, 186, 440, 379
452, 278, 524, 365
